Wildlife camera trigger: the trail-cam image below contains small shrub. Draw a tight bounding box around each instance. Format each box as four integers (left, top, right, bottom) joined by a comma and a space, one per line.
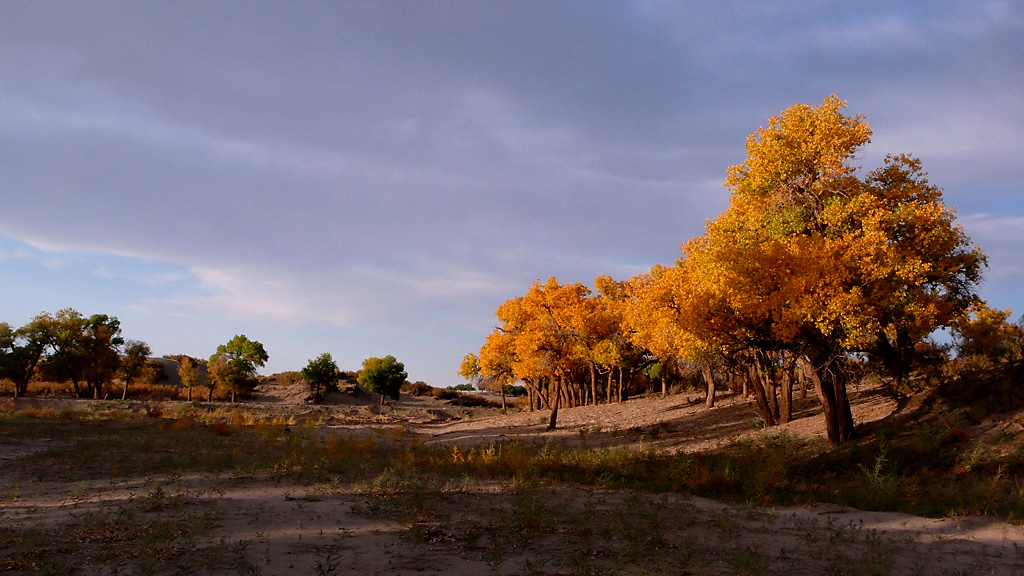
269, 371, 303, 386
402, 381, 433, 397
431, 388, 461, 401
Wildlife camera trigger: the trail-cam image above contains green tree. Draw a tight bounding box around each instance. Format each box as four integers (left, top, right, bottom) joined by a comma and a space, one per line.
39, 309, 124, 399
37, 309, 88, 397
301, 352, 341, 404
207, 350, 241, 399
0, 317, 49, 398
177, 356, 201, 402
358, 355, 407, 405
208, 335, 268, 402
118, 340, 152, 400
80, 314, 125, 399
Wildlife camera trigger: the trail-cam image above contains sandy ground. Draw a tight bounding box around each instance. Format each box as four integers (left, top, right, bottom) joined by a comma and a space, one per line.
3, 385, 1024, 575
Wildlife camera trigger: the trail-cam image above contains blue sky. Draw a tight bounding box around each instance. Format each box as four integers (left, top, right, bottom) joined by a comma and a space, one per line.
2, 1, 1022, 385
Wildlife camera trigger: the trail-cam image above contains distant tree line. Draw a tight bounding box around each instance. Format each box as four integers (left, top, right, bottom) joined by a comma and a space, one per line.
0, 308, 152, 399
2, 311, 421, 407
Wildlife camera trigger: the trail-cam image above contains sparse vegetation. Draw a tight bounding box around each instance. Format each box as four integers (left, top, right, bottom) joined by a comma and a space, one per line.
2, 371, 1024, 575
2, 96, 1024, 574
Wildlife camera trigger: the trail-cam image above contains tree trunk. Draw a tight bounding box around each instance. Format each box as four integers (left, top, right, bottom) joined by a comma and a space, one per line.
537, 380, 551, 410
547, 378, 561, 430
779, 365, 792, 424
798, 365, 807, 400
764, 366, 779, 421
500, 385, 507, 414
835, 372, 854, 440
801, 357, 841, 443
606, 371, 613, 405
702, 365, 715, 408
616, 367, 624, 403
746, 363, 777, 427
14, 377, 28, 398
589, 364, 598, 406
122, 379, 130, 401
187, 386, 193, 402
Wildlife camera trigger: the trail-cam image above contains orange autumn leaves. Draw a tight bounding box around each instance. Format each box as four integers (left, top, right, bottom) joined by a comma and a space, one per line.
472, 96, 985, 442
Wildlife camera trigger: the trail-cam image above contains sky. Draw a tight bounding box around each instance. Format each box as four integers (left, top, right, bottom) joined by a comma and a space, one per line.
1, 1, 1022, 386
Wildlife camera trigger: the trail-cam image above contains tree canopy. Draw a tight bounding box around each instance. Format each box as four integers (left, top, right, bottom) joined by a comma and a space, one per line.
358, 355, 407, 405
302, 352, 341, 404
208, 334, 269, 402
470, 95, 988, 444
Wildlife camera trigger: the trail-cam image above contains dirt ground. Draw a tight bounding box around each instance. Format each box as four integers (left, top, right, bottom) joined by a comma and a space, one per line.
3, 384, 1024, 575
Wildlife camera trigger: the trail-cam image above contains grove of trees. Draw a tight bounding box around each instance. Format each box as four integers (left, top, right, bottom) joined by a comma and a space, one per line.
469, 95, 1004, 442
4, 97, 1022, 440
0, 308, 130, 399
1, 310, 426, 408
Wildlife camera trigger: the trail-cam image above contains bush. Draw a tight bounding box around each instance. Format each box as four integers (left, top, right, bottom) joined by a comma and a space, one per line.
402, 381, 434, 397
431, 388, 461, 401
358, 355, 407, 403
269, 371, 304, 386
430, 387, 502, 408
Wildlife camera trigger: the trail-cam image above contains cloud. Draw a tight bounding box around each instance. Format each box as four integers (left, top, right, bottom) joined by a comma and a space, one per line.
1, 2, 1022, 384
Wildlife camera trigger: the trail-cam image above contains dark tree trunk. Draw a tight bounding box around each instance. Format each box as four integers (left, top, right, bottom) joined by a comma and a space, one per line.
798, 365, 807, 400
14, 377, 29, 398
779, 365, 792, 424
548, 378, 561, 430
835, 371, 854, 440
606, 371, 613, 404
590, 364, 598, 406
702, 365, 715, 408
616, 367, 625, 403
808, 362, 840, 443
765, 366, 779, 421
539, 382, 551, 410
801, 356, 853, 443
747, 363, 777, 427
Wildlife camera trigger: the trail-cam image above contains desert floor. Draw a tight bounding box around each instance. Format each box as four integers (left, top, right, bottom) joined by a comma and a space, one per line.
2, 384, 1024, 575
